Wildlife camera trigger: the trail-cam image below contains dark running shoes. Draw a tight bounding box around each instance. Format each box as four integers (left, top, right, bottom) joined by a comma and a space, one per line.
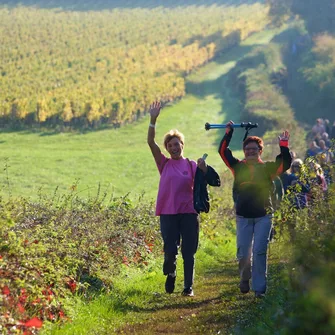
181, 287, 194, 297
239, 280, 250, 294
165, 274, 176, 294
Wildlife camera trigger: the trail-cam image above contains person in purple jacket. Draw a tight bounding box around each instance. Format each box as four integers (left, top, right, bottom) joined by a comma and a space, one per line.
147, 101, 208, 297
218, 120, 291, 298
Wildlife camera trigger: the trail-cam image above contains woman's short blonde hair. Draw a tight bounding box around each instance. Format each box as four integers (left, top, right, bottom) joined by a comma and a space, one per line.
163, 129, 185, 149
291, 158, 303, 167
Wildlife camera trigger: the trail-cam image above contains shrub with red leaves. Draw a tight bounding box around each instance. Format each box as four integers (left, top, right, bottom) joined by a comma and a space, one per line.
0, 193, 160, 334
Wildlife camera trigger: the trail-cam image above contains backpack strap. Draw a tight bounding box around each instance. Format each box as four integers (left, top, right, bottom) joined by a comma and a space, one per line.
160, 157, 169, 174
187, 158, 194, 185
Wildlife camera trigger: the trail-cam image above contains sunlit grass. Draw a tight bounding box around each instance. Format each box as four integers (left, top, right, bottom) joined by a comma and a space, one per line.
41, 228, 237, 335
0, 26, 281, 201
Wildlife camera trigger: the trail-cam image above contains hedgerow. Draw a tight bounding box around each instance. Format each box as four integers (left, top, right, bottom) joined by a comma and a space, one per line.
273, 166, 335, 334
0, 191, 161, 334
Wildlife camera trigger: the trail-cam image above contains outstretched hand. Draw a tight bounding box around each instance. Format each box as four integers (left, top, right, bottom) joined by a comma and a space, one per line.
226, 120, 234, 134
278, 130, 290, 142
149, 101, 161, 121
197, 157, 208, 174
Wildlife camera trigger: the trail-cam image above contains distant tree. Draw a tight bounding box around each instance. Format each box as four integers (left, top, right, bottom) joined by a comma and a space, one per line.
302, 34, 335, 95
291, 0, 335, 33
267, 0, 292, 27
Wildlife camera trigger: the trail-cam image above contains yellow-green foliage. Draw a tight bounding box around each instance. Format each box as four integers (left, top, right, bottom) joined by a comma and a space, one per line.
303, 33, 335, 95
0, 4, 270, 128
274, 170, 335, 334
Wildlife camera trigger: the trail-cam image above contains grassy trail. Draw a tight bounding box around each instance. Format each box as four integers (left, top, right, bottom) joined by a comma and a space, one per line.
44, 233, 286, 335
115, 262, 249, 335
115, 263, 259, 335
115, 255, 284, 335
0, 28, 280, 201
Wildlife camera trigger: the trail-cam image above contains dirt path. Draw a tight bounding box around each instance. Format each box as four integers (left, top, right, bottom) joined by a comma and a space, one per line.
117, 260, 240, 334
116, 256, 284, 335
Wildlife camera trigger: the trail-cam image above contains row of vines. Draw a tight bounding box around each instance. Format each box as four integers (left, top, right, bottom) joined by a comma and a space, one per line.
0, 2, 270, 128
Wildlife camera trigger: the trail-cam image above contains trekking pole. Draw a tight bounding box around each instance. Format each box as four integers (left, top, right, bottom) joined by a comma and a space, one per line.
205, 122, 258, 140
205, 122, 258, 131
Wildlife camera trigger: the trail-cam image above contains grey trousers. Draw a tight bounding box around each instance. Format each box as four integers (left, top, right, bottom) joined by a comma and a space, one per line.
160, 214, 199, 289
236, 214, 273, 294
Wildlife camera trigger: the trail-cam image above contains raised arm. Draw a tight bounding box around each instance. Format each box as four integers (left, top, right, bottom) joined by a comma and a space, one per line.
218, 120, 239, 173
147, 101, 163, 166
267, 130, 292, 178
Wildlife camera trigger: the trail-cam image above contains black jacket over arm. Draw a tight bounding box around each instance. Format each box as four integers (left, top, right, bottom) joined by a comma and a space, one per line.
193, 165, 221, 213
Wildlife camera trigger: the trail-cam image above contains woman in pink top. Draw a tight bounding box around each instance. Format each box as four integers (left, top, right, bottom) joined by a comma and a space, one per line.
147, 101, 208, 297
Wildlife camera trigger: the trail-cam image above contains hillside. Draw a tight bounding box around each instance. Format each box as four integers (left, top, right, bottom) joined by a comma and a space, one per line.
0, 28, 284, 201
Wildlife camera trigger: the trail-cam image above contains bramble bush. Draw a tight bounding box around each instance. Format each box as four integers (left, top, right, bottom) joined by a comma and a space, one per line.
273, 161, 335, 334
0, 189, 161, 334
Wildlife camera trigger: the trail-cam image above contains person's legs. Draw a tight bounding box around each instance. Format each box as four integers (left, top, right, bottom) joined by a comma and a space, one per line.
236, 216, 254, 292
160, 215, 180, 293
180, 213, 199, 293
252, 215, 273, 295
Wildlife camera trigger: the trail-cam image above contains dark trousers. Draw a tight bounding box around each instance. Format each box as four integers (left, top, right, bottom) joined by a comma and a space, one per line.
160, 213, 199, 289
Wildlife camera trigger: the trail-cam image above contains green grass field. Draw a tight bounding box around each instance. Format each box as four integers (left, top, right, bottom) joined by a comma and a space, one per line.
0, 28, 280, 201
